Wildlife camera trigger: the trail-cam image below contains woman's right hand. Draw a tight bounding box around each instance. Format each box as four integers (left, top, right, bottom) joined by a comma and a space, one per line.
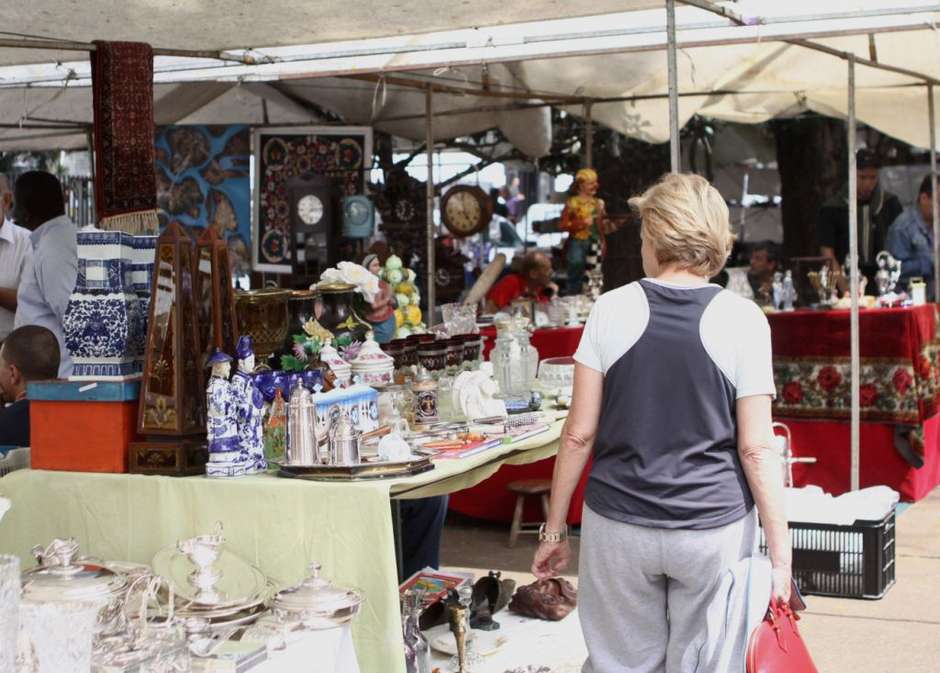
531, 540, 571, 579
771, 564, 792, 605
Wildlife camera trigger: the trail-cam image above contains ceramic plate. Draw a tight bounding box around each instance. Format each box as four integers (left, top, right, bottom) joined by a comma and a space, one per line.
425, 623, 508, 657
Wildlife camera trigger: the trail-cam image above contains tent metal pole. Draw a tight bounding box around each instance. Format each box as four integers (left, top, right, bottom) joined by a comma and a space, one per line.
425, 86, 436, 327
929, 84, 939, 301
848, 54, 860, 492
667, 0, 681, 172
584, 102, 594, 168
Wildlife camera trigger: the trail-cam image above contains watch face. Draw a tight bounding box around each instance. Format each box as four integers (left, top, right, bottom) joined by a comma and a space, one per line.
445, 191, 482, 233
297, 194, 324, 225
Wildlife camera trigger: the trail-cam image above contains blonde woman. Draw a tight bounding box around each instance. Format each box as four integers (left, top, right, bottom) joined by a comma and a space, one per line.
532, 173, 791, 673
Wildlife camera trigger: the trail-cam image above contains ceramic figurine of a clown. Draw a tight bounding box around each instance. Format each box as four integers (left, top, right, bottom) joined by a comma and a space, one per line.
560, 168, 607, 294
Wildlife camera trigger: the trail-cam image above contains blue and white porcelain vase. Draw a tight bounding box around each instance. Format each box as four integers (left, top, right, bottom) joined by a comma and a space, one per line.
63, 228, 156, 381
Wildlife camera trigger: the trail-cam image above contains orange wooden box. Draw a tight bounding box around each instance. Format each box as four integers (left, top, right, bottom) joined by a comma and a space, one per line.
28, 381, 140, 473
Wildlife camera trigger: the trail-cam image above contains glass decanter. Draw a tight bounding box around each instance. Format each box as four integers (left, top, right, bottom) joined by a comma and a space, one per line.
402, 590, 430, 673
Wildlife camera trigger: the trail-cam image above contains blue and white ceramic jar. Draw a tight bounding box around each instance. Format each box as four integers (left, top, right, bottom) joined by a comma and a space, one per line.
63, 228, 156, 380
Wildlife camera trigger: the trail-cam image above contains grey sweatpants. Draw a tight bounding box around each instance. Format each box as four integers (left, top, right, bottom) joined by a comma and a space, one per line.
578, 505, 758, 673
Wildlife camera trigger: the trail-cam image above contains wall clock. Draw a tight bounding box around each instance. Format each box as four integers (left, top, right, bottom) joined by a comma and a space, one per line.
287, 174, 335, 287
342, 195, 375, 239
440, 185, 491, 238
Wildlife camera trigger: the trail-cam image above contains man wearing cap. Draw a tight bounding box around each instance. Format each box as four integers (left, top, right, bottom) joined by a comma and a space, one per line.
232, 336, 266, 472
817, 149, 903, 292
560, 168, 607, 294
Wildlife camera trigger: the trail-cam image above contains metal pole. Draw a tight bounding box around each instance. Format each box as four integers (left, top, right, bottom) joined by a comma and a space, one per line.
929, 84, 939, 301
584, 102, 594, 168
847, 55, 860, 492
667, 0, 681, 172
425, 86, 436, 327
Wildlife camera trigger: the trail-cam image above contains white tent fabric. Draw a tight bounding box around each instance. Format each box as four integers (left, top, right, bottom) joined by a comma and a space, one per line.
0, 2, 939, 153
0, 0, 659, 67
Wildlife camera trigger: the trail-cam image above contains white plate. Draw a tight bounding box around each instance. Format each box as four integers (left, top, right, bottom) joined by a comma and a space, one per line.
425, 623, 509, 657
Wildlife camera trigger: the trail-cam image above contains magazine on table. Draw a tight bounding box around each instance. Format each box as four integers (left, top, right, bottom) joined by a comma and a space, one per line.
398, 568, 474, 609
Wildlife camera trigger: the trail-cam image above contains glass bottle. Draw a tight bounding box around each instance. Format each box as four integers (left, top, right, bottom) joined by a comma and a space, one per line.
412, 366, 439, 424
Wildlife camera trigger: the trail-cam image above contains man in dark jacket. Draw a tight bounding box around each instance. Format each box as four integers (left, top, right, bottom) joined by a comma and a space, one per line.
0, 325, 60, 446
817, 149, 903, 293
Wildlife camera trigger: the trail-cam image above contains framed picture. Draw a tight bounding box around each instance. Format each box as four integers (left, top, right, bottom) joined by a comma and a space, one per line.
251, 126, 373, 273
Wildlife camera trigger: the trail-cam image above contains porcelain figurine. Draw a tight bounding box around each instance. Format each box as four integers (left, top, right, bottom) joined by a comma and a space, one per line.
205, 349, 246, 478
232, 335, 267, 473
560, 168, 607, 294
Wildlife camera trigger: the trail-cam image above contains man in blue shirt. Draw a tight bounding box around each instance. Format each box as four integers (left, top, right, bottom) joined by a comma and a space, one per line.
12, 172, 77, 378
886, 174, 937, 301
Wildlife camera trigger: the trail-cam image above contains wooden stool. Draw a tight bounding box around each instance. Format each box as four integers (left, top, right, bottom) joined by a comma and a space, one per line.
507, 479, 551, 548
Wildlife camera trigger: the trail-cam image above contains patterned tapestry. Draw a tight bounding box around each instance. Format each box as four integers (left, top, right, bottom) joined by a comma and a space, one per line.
252, 127, 372, 273
154, 125, 252, 276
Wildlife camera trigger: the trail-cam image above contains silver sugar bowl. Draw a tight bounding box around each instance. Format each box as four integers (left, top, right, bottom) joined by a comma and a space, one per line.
327, 410, 360, 466
272, 562, 362, 630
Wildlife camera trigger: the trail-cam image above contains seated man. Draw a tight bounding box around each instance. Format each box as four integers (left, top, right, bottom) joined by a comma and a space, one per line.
886, 173, 937, 301
0, 325, 60, 446
485, 250, 557, 313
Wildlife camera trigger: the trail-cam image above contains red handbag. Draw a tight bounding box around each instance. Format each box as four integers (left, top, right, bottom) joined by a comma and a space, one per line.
746, 599, 819, 673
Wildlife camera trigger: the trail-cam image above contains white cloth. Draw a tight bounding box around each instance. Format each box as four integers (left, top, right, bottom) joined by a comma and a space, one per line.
0, 218, 32, 341
574, 278, 776, 399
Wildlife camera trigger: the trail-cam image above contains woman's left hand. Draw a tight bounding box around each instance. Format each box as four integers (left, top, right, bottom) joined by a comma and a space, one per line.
532, 540, 571, 579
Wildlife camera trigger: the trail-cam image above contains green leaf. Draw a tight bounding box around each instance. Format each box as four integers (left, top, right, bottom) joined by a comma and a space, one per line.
335, 334, 353, 348
293, 334, 308, 345
280, 355, 305, 372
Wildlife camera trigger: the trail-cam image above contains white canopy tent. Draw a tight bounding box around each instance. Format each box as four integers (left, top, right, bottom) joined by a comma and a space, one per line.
3, 0, 940, 490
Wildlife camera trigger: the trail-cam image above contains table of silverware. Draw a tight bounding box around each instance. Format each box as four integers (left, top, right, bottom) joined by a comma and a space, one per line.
2, 523, 361, 673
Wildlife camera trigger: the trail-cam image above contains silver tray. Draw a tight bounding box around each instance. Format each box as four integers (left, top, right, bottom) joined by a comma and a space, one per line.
274, 457, 434, 481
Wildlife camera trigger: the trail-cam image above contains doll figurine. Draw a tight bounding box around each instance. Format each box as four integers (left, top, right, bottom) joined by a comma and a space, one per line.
232, 335, 267, 472
560, 168, 607, 294
205, 349, 245, 478
361, 253, 398, 344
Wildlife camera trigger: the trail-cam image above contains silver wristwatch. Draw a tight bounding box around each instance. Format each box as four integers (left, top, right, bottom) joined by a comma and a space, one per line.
538, 523, 568, 543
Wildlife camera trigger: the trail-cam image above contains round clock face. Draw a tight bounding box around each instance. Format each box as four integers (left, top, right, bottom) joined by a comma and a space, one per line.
395, 199, 415, 222
444, 191, 483, 235
297, 194, 324, 225
346, 200, 368, 224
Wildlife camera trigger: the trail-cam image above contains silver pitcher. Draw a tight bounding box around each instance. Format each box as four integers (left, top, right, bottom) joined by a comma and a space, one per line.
287, 382, 319, 465
328, 410, 360, 466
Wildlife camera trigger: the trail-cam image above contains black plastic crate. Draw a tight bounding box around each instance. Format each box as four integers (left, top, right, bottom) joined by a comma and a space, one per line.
760, 509, 896, 599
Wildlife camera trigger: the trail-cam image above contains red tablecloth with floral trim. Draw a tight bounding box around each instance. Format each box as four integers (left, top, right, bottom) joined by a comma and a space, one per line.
769, 305, 940, 424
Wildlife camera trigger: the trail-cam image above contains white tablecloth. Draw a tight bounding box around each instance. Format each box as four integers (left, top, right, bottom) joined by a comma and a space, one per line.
248, 624, 360, 673
428, 609, 586, 673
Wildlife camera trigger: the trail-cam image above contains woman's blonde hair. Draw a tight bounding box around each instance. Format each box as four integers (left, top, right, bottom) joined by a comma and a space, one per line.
629, 173, 734, 278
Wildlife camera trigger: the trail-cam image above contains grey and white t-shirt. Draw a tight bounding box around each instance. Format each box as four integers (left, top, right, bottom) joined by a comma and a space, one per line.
574, 278, 775, 530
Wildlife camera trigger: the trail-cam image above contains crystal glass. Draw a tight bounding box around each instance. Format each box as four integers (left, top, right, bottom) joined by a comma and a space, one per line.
16, 599, 98, 673
0, 555, 19, 673
440, 303, 477, 337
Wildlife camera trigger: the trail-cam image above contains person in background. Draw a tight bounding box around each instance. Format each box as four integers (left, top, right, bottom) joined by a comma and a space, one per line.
0, 175, 32, 342
747, 241, 781, 301
0, 325, 60, 446
361, 253, 397, 344
12, 171, 77, 377
886, 173, 938, 300
485, 250, 557, 313
817, 149, 902, 292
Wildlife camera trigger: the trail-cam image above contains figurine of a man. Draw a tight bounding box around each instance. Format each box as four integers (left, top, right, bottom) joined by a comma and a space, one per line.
232, 335, 267, 472
205, 349, 243, 478
560, 168, 607, 294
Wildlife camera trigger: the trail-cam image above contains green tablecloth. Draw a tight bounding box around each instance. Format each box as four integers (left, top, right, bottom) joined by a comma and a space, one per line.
0, 420, 563, 673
